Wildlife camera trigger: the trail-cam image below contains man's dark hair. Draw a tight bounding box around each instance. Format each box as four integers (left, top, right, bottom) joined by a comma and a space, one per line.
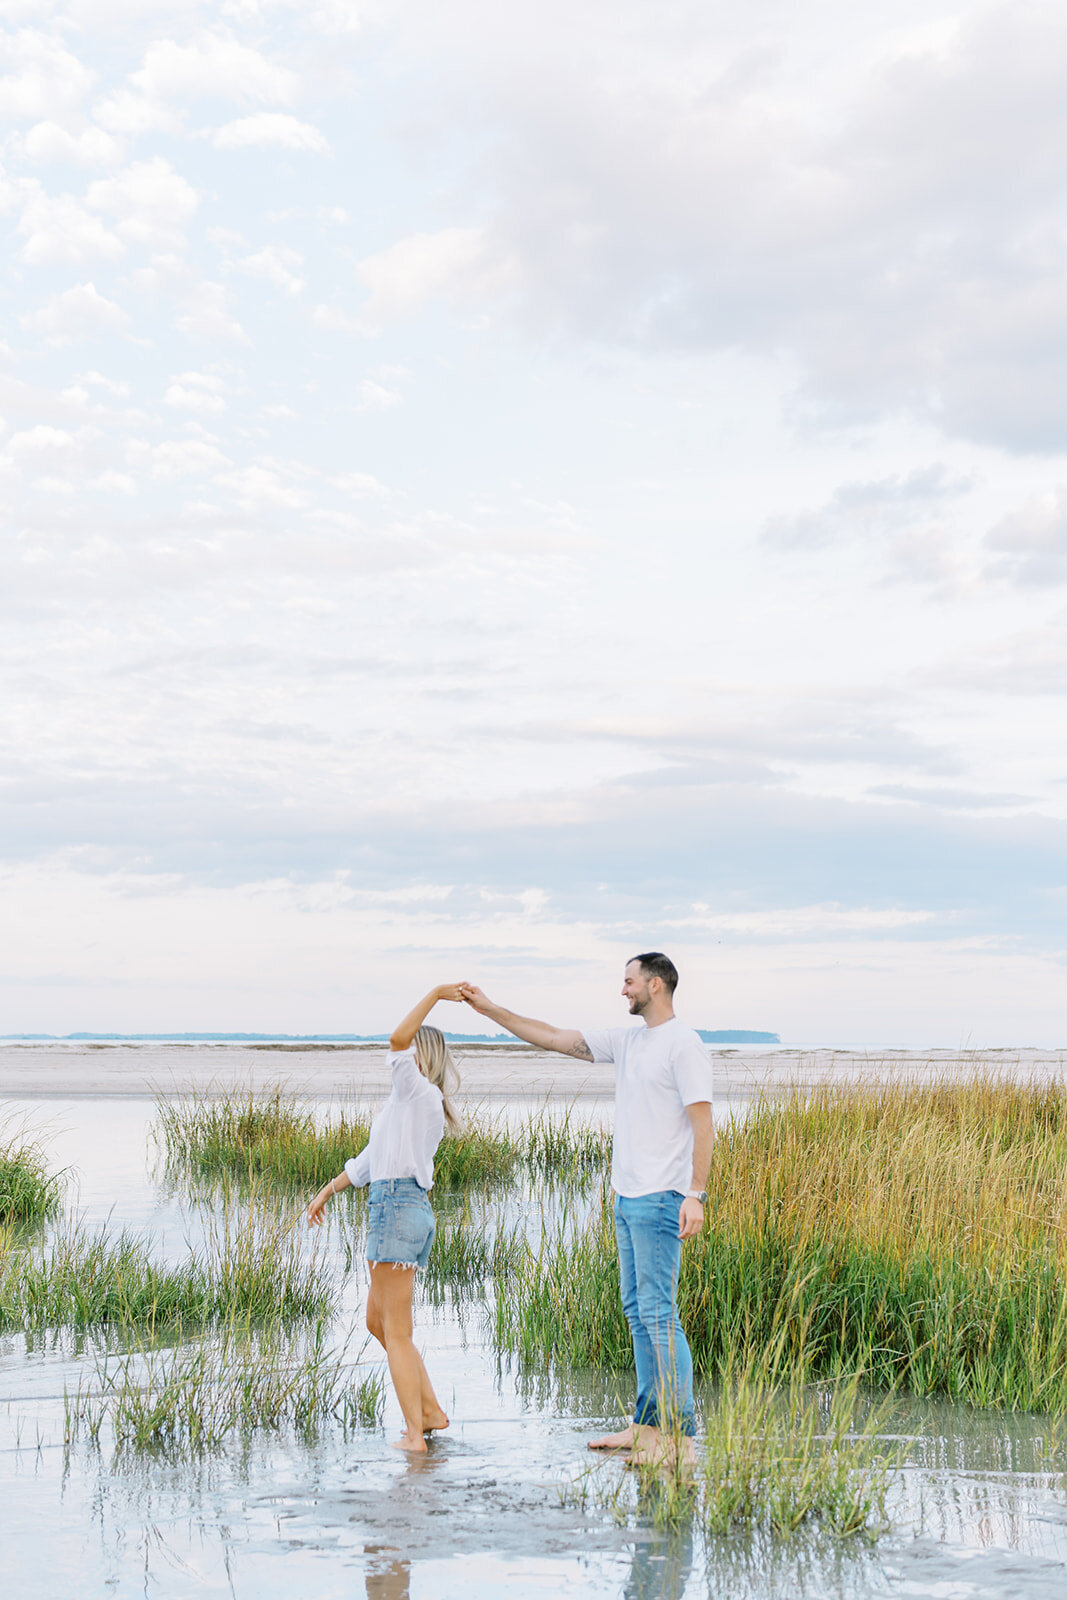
630, 951, 679, 995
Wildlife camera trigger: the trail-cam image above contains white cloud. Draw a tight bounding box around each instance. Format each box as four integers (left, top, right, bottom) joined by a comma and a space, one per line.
220, 0, 361, 35
86, 158, 199, 251
233, 244, 305, 295
6, 422, 79, 459
311, 303, 363, 334
74, 369, 131, 398
174, 281, 250, 343
22, 120, 124, 167
356, 226, 517, 323
144, 437, 232, 479
355, 378, 403, 411
0, 28, 94, 121
93, 86, 184, 136
91, 468, 136, 495
21, 281, 130, 346
213, 113, 330, 152
164, 371, 228, 413
17, 183, 123, 264
764, 467, 972, 550
985, 489, 1067, 586
217, 460, 306, 508
130, 30, 300, 106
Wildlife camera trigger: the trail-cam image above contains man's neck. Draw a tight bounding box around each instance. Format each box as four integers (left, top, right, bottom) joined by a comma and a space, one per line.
639, 1003, 675, 1029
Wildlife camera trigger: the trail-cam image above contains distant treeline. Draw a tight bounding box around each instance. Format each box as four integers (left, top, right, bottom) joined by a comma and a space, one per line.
4, 1027, 780, 1044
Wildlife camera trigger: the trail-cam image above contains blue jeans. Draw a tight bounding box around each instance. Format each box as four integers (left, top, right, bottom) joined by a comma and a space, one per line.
614, 1191, 695, 1436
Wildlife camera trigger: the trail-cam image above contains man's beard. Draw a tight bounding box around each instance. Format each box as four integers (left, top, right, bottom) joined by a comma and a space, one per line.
628, 994, 650, 1015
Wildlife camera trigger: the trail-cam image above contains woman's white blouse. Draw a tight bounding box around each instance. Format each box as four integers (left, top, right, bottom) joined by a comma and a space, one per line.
344, 1049, 445, 1191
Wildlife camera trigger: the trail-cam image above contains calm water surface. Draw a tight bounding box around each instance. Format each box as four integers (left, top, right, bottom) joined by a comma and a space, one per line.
3, 1098, 1067, 1599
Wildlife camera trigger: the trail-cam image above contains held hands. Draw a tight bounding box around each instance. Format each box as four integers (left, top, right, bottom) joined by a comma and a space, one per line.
459, 983, 491, 1013
433, 982, 470, 1003
678, 1198, 705, 1240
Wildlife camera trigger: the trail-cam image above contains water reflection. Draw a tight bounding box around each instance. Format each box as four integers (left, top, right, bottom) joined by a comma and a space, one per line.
621, 1526, 692, 1600
365, 1546, 410, 1600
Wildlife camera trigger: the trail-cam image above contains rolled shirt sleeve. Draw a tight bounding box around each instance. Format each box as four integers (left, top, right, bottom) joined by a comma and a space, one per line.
344, 1147, 371, 1188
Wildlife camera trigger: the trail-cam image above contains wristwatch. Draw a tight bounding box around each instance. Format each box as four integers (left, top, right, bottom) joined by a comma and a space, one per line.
686, 1190, 708, 1204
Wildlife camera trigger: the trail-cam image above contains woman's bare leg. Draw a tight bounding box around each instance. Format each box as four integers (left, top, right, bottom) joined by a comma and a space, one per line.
369, 1262, 448, 1449
366, 1267, 448, 1431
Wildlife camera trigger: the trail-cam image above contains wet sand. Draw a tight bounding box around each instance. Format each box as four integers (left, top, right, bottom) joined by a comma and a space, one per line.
1, 1039, 1065, 1105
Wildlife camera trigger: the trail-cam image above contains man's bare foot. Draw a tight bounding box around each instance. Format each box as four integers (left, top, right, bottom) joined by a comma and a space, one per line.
628, 1433, 697, 1472
422, 1405, 449, 1432
588, 1426, 636, 1452
391, 1429, 428, 1453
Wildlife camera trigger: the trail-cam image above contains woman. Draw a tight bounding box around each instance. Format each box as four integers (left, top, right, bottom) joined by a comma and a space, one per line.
307, 982, 465, 1453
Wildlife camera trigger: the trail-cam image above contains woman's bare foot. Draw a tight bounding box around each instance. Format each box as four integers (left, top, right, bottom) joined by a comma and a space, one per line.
391, 1429, 428, 1453
588, 1426, 636, 1451
422, 1405, 450, 1432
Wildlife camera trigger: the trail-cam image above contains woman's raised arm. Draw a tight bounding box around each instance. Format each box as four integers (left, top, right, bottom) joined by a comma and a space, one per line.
389, 983, 468, 1051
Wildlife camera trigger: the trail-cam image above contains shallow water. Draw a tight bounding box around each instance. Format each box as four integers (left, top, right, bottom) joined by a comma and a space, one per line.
3, 1097, 1067, 1598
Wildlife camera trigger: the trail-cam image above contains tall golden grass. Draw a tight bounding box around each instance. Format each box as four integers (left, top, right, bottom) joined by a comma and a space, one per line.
496, 1075, 1067, 1411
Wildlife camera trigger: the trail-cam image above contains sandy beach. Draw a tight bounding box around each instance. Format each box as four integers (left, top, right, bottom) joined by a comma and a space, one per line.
2, 1039, 1065, 1104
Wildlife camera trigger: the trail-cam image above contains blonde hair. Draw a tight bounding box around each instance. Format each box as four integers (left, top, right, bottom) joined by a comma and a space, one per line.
414, 1025, 461, 1132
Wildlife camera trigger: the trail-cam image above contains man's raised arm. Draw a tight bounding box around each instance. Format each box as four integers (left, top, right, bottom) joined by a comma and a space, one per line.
459, 985, 593, 1060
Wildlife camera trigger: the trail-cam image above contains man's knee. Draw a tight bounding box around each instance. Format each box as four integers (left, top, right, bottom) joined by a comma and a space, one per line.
634, 1290, 677, 1342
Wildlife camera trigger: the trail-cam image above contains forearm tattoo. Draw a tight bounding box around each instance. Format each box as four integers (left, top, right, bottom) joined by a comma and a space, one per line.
567, 1035, 594, 1061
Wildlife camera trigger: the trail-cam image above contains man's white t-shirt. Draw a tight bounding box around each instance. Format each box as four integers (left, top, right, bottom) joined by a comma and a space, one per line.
582, 1018, 713, 1198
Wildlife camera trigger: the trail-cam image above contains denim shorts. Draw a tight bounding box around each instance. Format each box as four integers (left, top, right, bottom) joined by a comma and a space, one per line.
366, 1177, 436, 1269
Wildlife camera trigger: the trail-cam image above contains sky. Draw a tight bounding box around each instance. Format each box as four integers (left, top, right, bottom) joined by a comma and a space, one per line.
1, 0, 1065, 1044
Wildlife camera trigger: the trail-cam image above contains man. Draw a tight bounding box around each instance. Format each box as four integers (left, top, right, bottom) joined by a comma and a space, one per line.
461, 952, 713, 1465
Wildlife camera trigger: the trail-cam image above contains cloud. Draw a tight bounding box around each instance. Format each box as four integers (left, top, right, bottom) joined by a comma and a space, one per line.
985, 488, 1067, 585
86, 158, 199, 250
93, 86, 184, 136
213, 113, 330, 152
0, 27, 94, 121
174, 281, 250, 343
129, 30, 300, 106
355, 377, 403, 411
16, 182, 123, 264
764, 466, 972, 550
355, 226, 518, 323
232, 244, 305, 295
372, 1, 1067, 453
164, 371, 228, 414
21, 281, 130, 346
869, 784, 1035, 811
142, 437, 232, 479
311, 303, 363, 333
21, 120, 124, 167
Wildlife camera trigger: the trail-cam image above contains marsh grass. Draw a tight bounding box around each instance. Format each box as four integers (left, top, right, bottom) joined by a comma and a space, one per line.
154, 1086, 609, 1194
64, 1320, 384, 1455
422, 1204, 527, 1300
567, 1367, 893, 1539
1, 1195, 334, 1333
154, 1088, 372, 1187
496, 1076, 1067, 1411
0, 1127, 64, 1224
